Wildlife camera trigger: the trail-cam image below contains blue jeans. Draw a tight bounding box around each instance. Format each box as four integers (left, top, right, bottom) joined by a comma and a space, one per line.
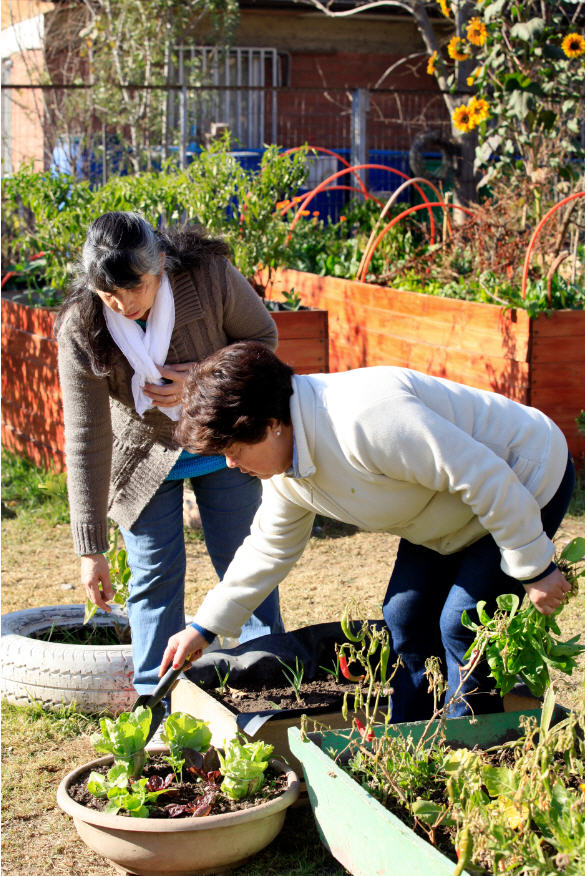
382, 456, 575, 722
121, 466, 284, 694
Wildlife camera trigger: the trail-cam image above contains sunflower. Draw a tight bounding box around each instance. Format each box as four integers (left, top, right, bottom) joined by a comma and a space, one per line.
453, 103, 474, 132
466, 17, 487, 47
448, 36, 470, 61
466, 66, 482, 86
436, 0, 451, 18
427, 51, 438, 76
469, 96, 490, 125
562, 33, 585, 59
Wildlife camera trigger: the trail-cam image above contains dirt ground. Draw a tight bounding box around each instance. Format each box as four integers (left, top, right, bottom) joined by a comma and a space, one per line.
2, 508, 583, 620
1, 514, 391, 625
2, 506, 584, 708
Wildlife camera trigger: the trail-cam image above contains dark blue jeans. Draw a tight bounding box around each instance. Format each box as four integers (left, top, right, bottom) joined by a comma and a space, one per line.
121, 466, 284, 694
382, 456, 575, 722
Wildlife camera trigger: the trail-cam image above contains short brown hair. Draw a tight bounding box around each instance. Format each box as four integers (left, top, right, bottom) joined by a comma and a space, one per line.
175, 341, 294, 454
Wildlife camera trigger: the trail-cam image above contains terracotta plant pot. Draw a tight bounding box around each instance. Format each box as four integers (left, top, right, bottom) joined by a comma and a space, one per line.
57, 747, 301, 876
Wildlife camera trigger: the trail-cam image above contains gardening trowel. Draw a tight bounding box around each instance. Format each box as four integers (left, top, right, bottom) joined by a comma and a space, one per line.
131, 659, 193, 745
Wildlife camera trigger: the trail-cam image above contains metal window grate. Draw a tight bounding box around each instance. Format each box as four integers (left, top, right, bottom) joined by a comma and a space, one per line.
174, 46, 280, 149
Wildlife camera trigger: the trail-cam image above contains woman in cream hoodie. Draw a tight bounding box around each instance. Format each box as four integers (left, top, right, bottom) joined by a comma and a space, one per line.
160, 341, 574, 720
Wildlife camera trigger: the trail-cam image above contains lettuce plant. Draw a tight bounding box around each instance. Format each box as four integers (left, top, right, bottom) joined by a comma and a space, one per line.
87, 762, 175, 817
160, 712, 212, 783
90, 705, 152, 778
217, 737, 274, 800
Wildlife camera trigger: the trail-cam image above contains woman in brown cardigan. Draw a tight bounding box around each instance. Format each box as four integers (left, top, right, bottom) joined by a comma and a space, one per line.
55, 211, 283, 696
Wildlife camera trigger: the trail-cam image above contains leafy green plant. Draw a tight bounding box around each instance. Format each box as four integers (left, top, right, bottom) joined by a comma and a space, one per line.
277, 656, 305, 703
86, 761, 175, 817
284, 197, 423, 284
86, 707, 278, 817
462, 537, 585, 697
277, 287, 303, 311
1, 139, 311, 302
3, 144, 583, 316
318, 541, 585, 876
160, 712, 212, 782
90, 705, 152, 778
217, 736, 274, 800
84, 525, 132, 623
161, 712, 212, 753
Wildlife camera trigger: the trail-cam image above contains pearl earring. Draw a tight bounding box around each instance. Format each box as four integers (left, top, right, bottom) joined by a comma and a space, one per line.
276, 430, 281, 436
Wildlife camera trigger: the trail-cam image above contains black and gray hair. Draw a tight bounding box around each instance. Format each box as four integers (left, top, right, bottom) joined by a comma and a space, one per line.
55, 211, 230, 375
81, 211, 167, 293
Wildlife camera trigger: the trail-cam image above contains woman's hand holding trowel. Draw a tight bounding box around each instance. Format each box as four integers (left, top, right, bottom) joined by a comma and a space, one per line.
159, 627, 209, 677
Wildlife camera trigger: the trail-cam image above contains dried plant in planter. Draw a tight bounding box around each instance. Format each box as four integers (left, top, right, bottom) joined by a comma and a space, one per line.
308, 539, 585, 876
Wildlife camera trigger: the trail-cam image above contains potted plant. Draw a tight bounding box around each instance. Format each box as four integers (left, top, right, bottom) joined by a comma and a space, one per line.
57, 705, 300, 876
288, 698, 582, 876
0, 527, 135, 713
287, 539, 585, 876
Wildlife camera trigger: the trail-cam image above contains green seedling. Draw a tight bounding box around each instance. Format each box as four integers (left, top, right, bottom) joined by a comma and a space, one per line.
84, 525, 132, 623
277, 656, 305, 703
319, 658, 340, 681
214, 662, 231, 695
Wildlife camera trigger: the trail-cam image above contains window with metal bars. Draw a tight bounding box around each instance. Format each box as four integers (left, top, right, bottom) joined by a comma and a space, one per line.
172, 46, 284, 150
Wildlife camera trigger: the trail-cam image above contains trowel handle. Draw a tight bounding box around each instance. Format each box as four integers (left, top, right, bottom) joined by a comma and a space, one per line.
146, 660, 192, 709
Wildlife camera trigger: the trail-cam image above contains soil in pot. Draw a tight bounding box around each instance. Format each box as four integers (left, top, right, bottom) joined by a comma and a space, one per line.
67, 749, 289, 819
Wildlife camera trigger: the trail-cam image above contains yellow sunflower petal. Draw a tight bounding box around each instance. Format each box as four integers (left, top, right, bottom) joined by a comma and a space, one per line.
562, 33, 585, 59
466, 17, 487, 47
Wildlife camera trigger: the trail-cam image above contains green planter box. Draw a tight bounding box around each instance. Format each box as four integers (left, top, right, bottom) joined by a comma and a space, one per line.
288, 708, 559, 876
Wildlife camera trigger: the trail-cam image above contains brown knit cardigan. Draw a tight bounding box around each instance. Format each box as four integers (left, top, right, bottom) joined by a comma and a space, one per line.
57, 257, 278, 556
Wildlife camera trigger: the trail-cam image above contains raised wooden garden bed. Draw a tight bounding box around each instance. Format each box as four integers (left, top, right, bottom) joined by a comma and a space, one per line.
1, 296, 64, 471
266, 269, 585, 462
0, 295, 328, 472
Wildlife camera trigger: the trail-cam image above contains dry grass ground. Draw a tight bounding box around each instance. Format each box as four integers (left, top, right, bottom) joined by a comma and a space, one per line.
1, 507, 584, 876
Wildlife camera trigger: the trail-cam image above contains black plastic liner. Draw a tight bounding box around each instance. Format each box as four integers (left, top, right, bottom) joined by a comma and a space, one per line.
184, 620, 386, 691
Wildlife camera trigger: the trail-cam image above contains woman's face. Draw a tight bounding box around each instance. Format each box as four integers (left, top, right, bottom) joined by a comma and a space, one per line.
224, 421, 293, 480
96, 271, 162, 321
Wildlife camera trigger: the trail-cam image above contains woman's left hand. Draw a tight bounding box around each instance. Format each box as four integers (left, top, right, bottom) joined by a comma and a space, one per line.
143, 363, 194, 408
523, 567, 572, 615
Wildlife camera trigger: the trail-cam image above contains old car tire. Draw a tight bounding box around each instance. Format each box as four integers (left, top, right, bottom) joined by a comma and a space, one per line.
1, 604, 135, 714
409, 130, 456, 181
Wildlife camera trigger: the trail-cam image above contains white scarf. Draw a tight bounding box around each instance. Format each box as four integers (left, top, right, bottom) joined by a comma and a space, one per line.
103, 272, 181, 421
